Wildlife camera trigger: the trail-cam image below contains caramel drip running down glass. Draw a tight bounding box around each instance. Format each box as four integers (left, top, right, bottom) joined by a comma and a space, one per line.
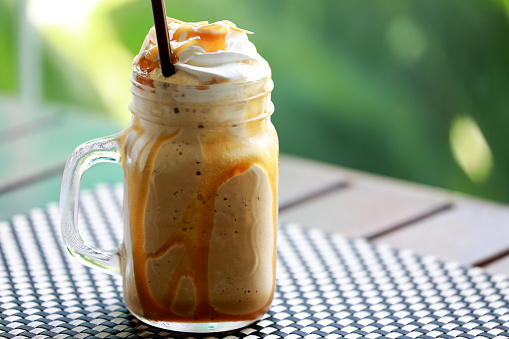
60, 19, 278, 332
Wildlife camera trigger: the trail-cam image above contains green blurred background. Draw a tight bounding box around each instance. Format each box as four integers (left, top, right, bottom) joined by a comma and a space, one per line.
1, 0, 509, 203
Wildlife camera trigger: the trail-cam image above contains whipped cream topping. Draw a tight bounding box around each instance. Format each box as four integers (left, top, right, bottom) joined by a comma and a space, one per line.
133, 18, 271, 83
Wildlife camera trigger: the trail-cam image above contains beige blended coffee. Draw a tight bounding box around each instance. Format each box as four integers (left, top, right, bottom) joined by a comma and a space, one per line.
60, 18, 278, 333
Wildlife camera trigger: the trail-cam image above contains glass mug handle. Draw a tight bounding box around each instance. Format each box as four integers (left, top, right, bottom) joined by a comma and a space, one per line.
60, 135, 122, 275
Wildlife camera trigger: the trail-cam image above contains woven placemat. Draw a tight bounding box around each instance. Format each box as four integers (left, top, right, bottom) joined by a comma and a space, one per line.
1, 184, 509, 338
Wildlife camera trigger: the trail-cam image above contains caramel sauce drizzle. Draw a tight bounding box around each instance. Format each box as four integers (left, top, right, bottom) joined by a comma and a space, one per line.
122, 119, 278, 322
124, 123, 180, 319
171, 25, 228, 63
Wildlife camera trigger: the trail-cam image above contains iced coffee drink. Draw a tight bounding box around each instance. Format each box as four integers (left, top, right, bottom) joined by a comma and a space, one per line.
119, 18, 278, 331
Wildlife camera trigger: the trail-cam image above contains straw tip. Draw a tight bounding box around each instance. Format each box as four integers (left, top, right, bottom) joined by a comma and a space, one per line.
150, 0, 175, 77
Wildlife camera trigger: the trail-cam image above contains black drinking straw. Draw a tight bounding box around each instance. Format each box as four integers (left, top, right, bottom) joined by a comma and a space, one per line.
150, 0, 175, 77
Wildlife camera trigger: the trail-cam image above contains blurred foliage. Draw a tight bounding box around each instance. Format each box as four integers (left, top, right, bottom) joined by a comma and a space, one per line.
0, 0, 17, 92
42, 43, 106, 113
2, 0, 509, 203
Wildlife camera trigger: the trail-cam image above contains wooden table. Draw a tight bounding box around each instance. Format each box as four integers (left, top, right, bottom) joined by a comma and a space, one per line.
2, 96, 509, 276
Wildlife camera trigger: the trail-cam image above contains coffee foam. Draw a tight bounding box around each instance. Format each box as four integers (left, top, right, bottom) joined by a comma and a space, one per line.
133, 19, 271, 84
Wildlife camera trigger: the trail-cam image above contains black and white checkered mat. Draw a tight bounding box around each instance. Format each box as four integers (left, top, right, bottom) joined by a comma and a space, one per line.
1, 184, 509, 338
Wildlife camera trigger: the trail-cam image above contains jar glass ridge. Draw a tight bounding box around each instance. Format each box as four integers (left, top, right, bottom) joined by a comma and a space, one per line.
129, 72, 275, 128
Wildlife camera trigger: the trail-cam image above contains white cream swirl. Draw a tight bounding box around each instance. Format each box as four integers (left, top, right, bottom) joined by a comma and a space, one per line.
134, 19, 271, 84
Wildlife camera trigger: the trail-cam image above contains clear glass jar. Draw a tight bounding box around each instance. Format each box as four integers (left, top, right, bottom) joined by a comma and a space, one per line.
60, 71, 278, 332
